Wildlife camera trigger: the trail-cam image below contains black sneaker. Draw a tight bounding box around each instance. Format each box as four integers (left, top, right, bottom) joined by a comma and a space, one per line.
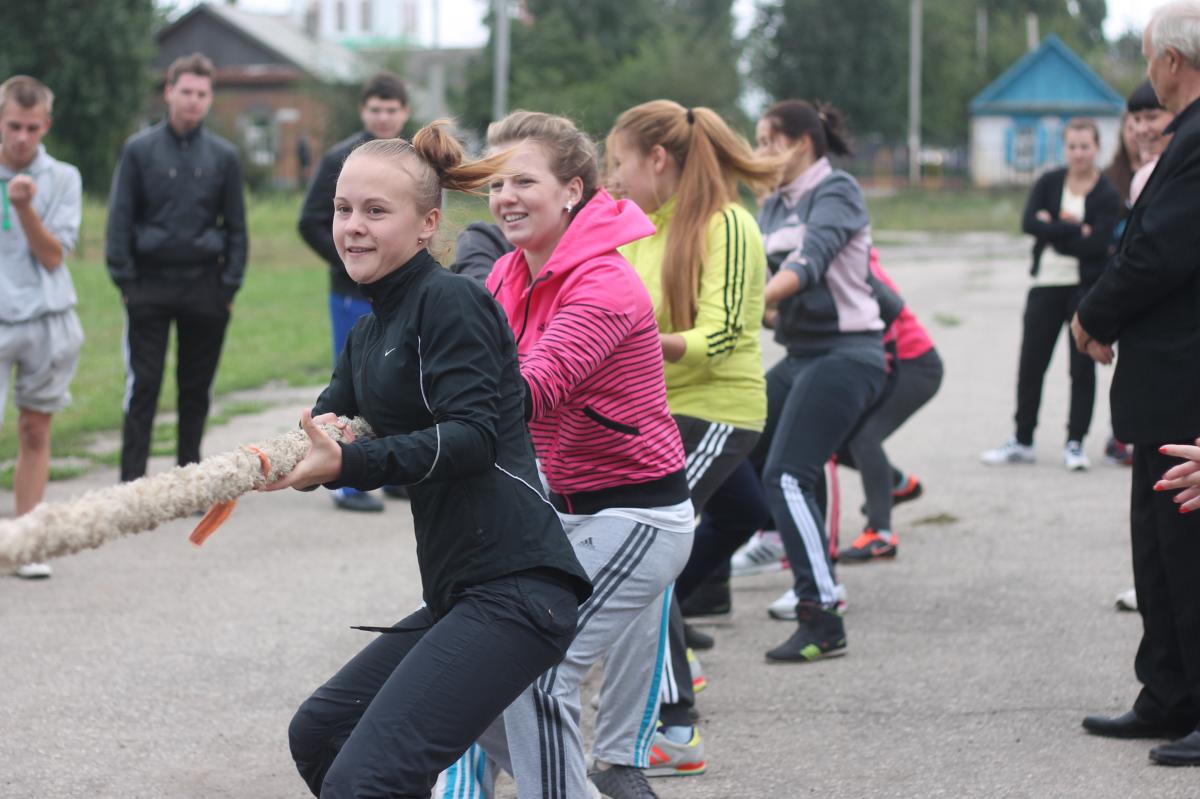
590, 764, 659, 798
765, 602, 846, 662
860, 474, 923, 515
839, 529, 897, 562
683, 623, 714, 651
332, 491, 385, 513
679, 575, 731, 618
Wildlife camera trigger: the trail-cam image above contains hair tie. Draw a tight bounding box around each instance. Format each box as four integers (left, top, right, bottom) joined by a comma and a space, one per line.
686, 108, 695, 125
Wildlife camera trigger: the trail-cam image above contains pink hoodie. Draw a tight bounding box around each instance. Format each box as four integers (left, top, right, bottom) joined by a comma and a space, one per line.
487, 189, 687, 505
869, 249, 934, 361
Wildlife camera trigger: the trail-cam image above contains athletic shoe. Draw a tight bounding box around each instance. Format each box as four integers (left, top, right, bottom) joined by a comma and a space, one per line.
840, 529, 897, 562
1104, 436, 1134, 466
1115, 588, 1138, 612
332, 489, 384, 513
1064, 441, 1090, 472
981, 438, 1035, 465
730, 530, 788, 577
590, 764, 659, 798
15, 562, 52, 579
765, 602, 846, 663
679, 575, 731, 618
683, 623, 714, 651
860, 475, 924, 516
769, 585, 847, 619
644, 728, 706, 778
687, 648, 706, 693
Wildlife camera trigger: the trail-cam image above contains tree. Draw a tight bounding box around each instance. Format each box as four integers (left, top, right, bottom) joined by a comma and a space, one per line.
453, 0, 745, 138
0, 0, 158, 192
749, 0, 1113, 146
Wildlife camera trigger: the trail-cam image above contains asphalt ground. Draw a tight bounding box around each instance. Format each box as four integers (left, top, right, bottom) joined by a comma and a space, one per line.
3, 233, 1197, 798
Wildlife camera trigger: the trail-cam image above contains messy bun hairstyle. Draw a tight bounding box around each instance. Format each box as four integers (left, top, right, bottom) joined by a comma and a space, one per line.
349, 118, 509, 218
762, 100, 852, 158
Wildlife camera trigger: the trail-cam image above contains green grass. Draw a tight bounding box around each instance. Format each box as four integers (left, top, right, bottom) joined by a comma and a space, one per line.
867, 188, 1027, 234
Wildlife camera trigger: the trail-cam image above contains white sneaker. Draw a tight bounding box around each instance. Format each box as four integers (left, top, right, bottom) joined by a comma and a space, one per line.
731, 530, 787, 577
981, 438, 1036, 465
15, 562, 52, 579
1115, 588, 1137, 611
768, 584, 847, 620
1064, 441, 1090, 471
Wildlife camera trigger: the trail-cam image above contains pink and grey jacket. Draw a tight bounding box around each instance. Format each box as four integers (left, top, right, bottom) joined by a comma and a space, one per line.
487, 189, 688, 514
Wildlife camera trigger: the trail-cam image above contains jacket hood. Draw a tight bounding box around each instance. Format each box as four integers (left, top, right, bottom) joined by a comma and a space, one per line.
495, 188, 655, 287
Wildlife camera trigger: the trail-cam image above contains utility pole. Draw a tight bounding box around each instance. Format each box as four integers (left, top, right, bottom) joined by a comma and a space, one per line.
429, 0, 446, 119
493, 0, 510, 121
908, 0, 922, 187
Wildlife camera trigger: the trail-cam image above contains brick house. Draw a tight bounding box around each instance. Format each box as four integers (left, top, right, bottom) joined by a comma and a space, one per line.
154, 2, 370, 189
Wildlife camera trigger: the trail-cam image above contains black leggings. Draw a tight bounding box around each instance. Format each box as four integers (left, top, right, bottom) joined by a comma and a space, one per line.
1014, 284, 1095, 446
840, 348, 944, 530
289, 571, 577, 798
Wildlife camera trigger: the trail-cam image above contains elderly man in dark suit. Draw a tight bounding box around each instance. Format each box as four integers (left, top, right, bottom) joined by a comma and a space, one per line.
1071, 0, 1200, 768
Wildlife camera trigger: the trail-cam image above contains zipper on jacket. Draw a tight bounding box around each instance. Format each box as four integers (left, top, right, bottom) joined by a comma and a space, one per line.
516, 271, 553, 345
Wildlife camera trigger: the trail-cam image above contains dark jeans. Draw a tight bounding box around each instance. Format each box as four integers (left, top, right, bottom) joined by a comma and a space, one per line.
841, 348, 944, 530
1130, 446, 1200, 728
1014, 284, 1095, 446
289, 571, 578, 798
120, 275, 230, 481
753, 349, 886, 606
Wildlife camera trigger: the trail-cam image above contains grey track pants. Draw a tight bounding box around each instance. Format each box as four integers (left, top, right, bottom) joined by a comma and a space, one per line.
437, 511, 693, 798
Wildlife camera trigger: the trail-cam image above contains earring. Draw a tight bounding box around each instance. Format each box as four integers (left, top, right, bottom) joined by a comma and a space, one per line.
416, 238, 424, 245
564, 202, 574, 213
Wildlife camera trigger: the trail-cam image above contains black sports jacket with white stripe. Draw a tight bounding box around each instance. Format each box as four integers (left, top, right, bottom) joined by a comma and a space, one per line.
313, 249, 592, 616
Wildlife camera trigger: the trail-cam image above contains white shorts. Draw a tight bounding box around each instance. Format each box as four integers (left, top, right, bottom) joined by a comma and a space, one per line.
0, 309, 84, 418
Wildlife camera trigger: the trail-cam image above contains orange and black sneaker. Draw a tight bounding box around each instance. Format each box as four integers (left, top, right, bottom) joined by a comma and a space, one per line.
840, 529, 897, 562
892, 474, 923, 505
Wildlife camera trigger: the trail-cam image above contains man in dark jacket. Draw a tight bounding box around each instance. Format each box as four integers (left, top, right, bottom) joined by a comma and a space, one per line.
106, 53, 247, 482
1073, 1, 1200, 767
297, 71, 409, 512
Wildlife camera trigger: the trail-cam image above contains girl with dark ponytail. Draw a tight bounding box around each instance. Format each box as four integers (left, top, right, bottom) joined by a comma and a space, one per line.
751, 99, 888, 663
273, 120, 591, 798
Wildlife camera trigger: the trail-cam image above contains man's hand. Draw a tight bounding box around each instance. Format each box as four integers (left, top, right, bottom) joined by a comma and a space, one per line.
1071, 312, 1093, 352
1036, 209, 1052, 223
6, 175, 36, 208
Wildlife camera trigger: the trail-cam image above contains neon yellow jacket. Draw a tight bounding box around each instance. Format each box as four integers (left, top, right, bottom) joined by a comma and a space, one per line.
621, 198, 767, 431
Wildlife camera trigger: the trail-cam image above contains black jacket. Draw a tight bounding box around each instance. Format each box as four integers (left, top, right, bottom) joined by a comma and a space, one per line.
450, 222, 513, 283
1021, 168, 1121, 286
1077, 96, 1200, 444
313, 250, 592, 616
298, 131, 370, 300
105, 121, 247, 302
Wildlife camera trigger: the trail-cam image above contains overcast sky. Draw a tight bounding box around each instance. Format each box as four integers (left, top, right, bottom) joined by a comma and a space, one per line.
166, 0, 1158, 48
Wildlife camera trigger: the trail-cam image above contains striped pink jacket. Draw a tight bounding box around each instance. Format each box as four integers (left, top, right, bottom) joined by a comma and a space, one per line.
487, 189, 686, 506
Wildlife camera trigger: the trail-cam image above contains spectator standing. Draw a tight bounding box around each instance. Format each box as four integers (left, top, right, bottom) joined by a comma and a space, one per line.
105, 53, 247, 482
0, 75, 83, 579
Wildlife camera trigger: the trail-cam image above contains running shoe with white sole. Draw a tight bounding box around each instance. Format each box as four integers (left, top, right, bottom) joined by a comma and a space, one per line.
15, 562, 52, 579
644, 728, 706, 778
730, 530, 788, 577
768, 584, 847, 619
981, 438, 1036, 465
1064, 441, 1090, 471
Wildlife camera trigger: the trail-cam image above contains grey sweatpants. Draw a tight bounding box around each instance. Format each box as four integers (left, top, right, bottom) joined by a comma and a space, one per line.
437, 510, 693, 798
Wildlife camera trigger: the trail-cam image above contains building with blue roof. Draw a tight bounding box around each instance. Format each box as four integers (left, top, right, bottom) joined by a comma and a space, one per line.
969, 34, 1125, 186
